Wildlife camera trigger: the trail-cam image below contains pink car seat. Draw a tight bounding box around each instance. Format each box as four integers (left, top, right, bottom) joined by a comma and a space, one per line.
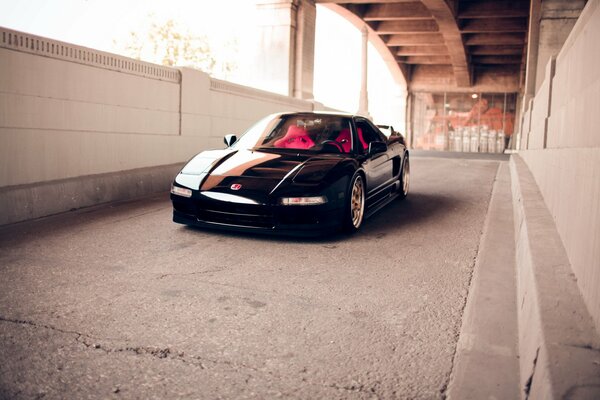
335, 128, 368, 152
273, 125, 315, 149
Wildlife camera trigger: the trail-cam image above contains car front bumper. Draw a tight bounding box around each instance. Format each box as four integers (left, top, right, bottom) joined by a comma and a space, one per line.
171, 194, 345, 237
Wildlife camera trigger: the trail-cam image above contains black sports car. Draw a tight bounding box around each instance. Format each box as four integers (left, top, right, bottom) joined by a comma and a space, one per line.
170, 112, 409, 236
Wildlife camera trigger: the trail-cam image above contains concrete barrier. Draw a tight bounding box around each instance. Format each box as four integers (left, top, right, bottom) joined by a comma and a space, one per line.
510, 155, 600, 399
0, 27, 332, 225
0, 163, 182, 224
517, 0, 600, 337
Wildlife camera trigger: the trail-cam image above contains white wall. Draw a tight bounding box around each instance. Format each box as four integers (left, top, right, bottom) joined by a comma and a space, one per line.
518, 0, 600, 333
0, 27, 325, 225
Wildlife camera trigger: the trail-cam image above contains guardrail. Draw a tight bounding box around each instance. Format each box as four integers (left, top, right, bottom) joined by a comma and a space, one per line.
0, 27, 180, 83
210, 78, 312, 109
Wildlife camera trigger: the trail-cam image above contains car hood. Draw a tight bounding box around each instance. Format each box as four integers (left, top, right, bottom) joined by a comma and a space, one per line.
175, 148, 344, 202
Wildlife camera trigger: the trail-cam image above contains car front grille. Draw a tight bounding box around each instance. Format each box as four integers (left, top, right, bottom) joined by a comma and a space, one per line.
195, 200, 275, 229
197, 208, 274, 229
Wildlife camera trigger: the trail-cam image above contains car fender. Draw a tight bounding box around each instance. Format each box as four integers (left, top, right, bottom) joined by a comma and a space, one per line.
175, 149, 237, 190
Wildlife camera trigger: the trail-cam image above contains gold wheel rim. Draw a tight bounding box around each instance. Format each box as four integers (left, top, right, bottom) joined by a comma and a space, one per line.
351, 177, 364, 228
402, 159, 410, 195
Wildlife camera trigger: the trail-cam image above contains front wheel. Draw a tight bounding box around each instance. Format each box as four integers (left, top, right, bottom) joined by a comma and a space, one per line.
343, 173, 365, 232
398, 154, 410, 200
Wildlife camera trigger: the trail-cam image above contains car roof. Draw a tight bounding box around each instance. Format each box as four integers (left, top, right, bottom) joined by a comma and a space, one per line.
273, 111, 360, 119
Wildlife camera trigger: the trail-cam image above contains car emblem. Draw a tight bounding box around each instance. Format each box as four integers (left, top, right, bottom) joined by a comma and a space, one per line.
230, 183, 242, 191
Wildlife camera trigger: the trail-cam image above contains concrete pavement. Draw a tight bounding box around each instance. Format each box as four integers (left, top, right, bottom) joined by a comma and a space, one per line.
0, 155, 513, 399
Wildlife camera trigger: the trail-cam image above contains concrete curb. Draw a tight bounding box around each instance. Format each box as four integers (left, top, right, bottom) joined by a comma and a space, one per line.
510, 155, 600, 399
447, 162, 520, 399
0, 163, 183, 226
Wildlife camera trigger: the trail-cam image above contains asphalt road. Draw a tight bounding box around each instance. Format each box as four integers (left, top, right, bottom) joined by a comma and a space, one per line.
0, 155, 502, 399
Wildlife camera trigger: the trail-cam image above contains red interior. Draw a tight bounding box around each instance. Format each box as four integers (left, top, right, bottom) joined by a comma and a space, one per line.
273, 125, 315, 149
335, 128, 368, 152
335, 129, 352, 153
356, 128, 368, 150
274, 125, 369, 152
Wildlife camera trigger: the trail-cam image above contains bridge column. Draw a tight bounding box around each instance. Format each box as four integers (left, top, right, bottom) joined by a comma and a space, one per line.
357, 25, 371, 118
518, 0, 586, 149
255, 0, 315, 100
524, 0, 586, 96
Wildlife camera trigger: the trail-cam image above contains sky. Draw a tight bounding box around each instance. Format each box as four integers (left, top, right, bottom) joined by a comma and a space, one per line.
0, 0, 405, 128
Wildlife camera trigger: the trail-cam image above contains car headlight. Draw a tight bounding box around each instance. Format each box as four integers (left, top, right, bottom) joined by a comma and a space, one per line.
279, 196, 327, 205
171, 184, 192, 198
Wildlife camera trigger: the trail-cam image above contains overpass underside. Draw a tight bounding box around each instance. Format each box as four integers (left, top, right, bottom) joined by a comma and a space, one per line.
320, 0, 528, 92
255, 0, 583, 153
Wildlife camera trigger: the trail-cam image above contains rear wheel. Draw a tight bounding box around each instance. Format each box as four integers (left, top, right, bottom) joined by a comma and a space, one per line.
344, 173, 365, 232
398, 154, 410, 200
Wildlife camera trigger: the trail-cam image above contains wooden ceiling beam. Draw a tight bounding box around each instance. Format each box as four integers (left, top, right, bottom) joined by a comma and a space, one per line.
464, 33, 525, 46
396, 45, 448, 56
375, 19, 439, 34
469, 45, 523, 55
319, 0, 531, 91
398, 55, 452, 64
458, 1, 529, 19
461, 18, 528, 33
387, 33, 445, 46
471, 55, 523, 65
363, 2, 431, 20
420, 0, 471, 87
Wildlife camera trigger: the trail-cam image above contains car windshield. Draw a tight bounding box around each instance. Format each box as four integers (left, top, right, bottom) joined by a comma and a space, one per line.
232, 114, 353, 154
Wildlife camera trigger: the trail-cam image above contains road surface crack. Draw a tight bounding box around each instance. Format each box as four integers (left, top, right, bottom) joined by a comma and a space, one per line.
2, 315, 386, 396
524, 347, 540, 398
76, 336, 207, 367
158, 268, 226, 280
563, 343, 600, 353
81, 337, 377, 396
0, 315, 93, 340
328, 381, 381, 399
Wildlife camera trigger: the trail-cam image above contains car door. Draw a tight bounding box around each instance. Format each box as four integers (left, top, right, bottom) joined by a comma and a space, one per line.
354, 118, 394, 193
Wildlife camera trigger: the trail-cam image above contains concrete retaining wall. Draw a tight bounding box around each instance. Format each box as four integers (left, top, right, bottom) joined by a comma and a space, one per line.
510, 155, 600, 399
0, 27, 326, 225
518, 0, 600, 336
527, 59, 554, 150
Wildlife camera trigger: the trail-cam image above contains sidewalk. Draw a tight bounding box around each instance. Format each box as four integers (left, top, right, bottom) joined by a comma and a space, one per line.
447, 162, 520, 399
448, 155, 600, 399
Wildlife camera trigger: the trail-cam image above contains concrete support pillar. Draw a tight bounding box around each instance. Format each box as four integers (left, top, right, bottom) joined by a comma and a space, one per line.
536, 0, 586, 91
524, 0, 542, 99
357, 25, 370, 118
513, 94, 523, 150
518, 0, 585, 150
255, 0, 315, 99
406, 92, 414, 148
294, 0, 316, 100
527, 0, 586, 95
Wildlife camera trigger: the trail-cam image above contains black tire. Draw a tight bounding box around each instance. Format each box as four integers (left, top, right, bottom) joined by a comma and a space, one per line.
343, 172, 365, 232
398, 154, 410, 200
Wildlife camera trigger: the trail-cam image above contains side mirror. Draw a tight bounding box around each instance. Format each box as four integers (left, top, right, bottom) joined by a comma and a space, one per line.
224, 134, 237, 147
368, 141, 387, 156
